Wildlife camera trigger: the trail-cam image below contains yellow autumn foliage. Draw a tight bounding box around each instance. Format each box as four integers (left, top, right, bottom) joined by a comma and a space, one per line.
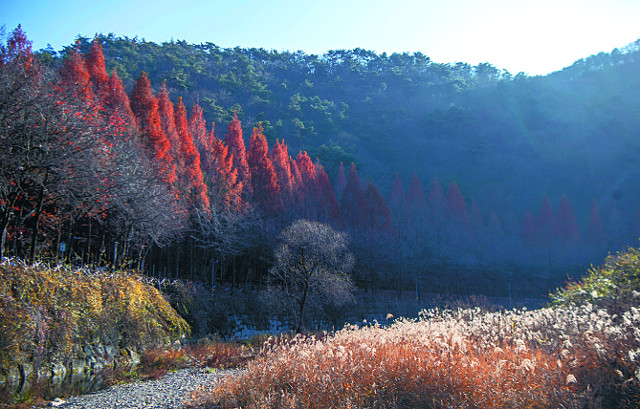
0, 259, 190, 371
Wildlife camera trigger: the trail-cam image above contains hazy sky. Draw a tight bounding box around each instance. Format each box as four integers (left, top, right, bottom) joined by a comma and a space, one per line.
3, 0, 640, 75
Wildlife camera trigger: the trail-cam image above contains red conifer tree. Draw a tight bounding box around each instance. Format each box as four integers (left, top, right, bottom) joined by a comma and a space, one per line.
289, 158, 303, 206
190, 101, 212, 164
295, 151, 321, 217
536, 194, 559, 244
174, 96, 209, 212
469, 199, 483, 236
247, 125, 280, 214
86, 37, 109, 91
60, 46, 94, 103
1, 25, 34, 69
224, 112, 250, 199
335, 162, 348, 202
106, 70, 137, 128
445, 181, 470, 229
389, 173, 407, 228
129, 72, 175, 185
211, 139, 242, 210
586, 199, 606, 244
556, 195, 581, 243
366, 181, 393, 232
99, 69, 137, 144
157, 82, 181, 175
270, 139, 294, 207
341, 164, 369, 228
315, 161, 342, 225
406, 173, 428, 215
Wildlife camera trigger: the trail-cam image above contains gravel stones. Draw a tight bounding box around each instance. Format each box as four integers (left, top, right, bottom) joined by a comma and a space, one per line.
57, 368, 238, 409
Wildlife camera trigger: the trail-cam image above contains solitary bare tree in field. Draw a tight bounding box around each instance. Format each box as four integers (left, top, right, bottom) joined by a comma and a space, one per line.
269, 219, 355, 332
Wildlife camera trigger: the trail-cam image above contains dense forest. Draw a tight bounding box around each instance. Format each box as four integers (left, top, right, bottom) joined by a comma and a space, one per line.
3, 25, 640, 297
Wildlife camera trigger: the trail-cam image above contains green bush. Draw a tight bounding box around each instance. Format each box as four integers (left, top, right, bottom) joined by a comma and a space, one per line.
549, 245, 640, 312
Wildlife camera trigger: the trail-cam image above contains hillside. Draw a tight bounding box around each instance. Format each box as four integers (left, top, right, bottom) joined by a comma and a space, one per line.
43, 35, 640, 227
3, 25, 640, 297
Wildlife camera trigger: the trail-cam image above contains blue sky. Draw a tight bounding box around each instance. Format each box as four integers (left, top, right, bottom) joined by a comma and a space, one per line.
3, 0, 640, 75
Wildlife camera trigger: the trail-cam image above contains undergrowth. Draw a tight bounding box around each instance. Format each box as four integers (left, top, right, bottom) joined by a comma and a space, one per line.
131, 340, 255, 382
550, 245, 640, 313
0, 258, 190, 372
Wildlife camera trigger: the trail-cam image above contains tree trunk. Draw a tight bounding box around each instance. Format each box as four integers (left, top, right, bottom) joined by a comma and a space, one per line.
0, 208, 12, 260
65, 218, 73, 263
296, 284, 309, 333
28, 186, 46, 262
86, 219, 92, 266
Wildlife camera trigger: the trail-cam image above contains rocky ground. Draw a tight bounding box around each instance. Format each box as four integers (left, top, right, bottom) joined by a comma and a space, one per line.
52, 367, 239, 409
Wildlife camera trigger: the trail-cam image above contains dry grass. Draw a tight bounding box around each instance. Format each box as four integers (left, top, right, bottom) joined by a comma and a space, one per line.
186, 340, 255, 370
190, 304, 640, 408
120, 340, 255, 383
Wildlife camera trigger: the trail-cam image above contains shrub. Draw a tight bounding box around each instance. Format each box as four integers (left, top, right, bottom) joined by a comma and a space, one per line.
549, 245, 640, 313
0, 259, 190, 371
136, 347, 191, 381
185, 339, 254, 369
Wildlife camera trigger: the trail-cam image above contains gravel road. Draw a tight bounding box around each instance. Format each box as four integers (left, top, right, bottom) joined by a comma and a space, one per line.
54, 367, 239, 409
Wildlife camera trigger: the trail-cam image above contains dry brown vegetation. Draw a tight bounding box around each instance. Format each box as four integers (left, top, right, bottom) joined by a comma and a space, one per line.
185, 245, 640, 409
189, 304, 640, 408
131, 341, 253, 382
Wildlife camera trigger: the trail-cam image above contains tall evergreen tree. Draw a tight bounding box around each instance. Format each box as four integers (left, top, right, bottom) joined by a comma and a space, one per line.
174, 96, 209, 213
86, 37, 109, 91
469, 199, 484, 236
556, 195, 581, 243
406, 173, 428, 215
190, 101, 212, 166
295, 151, 321, 218
225, 112, 250, 199
341, 164, 369, 228
211, 138, 241, 210
106, 69, 137, 130
157, 82, 181, 176
366, 181, 392, 232
270, 139, 294, 208
389, 173, 407, 226
536, 194, 559, 245
334, 162, 347, 202
129, 72, 175, 185
586, 199, 606, 244
315, 160, 342, 226
247, 124, 280, 214
59, 46, 94, 103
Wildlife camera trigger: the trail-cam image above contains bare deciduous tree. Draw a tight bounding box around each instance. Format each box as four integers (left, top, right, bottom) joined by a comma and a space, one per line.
268, 219, 355, 332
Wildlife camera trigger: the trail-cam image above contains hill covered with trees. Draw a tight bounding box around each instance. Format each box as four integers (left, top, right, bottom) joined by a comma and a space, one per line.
4, 25, 640, 297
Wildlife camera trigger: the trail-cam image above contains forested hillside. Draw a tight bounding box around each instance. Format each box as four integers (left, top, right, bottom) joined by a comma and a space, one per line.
4, 26, 640, 297
43, 34, 640, 241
